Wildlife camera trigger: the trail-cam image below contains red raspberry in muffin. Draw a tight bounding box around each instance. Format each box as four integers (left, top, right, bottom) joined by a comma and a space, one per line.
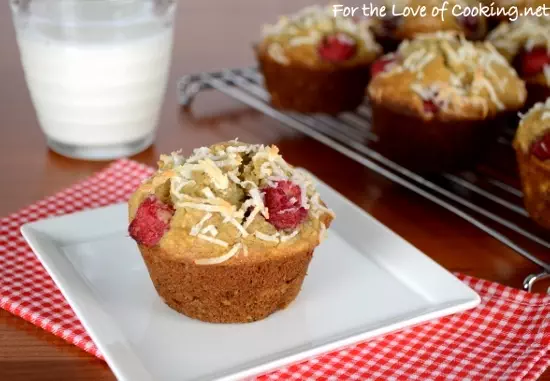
519, 47, 550, 77
531, 133, 550, 161
318, 33, 357, 62
262, 180, 307, 230
423, 100, 439, 115
129, 195, 174, 247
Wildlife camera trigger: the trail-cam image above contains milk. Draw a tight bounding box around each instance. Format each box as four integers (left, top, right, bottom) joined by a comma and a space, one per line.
16, 29, 173, 146
11, 0, 175, 159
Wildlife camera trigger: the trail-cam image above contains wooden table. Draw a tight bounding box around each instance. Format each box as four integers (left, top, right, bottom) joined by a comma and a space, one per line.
0, 1, 548, 380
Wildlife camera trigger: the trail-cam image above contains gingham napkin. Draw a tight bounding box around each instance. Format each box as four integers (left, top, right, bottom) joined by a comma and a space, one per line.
1, 159, 550, 380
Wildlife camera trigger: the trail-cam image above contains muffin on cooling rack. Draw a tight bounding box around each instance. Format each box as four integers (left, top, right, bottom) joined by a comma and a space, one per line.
256, 5, 381, 114
487, 16, 550, 108
514, 99, 550, 229
371, 0, 487, 52
367, 32, 526, 172
128, 140, 334, 323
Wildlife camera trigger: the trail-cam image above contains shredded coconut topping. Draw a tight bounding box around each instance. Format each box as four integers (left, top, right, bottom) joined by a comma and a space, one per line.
267, 43, 289, 65
157, 140, 334, 264
190, 213, 212, 236
488, 16, 550, 62
255, 231, 280, 243
201, 225, 218, 237
371, 32, 526, 117
281, 230, 299, 242
194, 243, 242, 265
197, 234, 229, 247
202, 187, 215, 199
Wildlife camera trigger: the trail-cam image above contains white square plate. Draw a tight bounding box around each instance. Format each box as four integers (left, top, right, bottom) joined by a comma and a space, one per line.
21, 174, 479, 381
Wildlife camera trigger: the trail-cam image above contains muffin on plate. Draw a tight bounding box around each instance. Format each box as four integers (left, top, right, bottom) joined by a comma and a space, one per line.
256, 5, 381, 114
487, 16, 550, 108
372, 0, 487, 52
128, 140, 334, 323
367, 32, 526, 172
514, 99, 550, 229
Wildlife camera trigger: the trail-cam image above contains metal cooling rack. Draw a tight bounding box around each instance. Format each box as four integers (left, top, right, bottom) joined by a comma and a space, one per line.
178, 67, 550, 292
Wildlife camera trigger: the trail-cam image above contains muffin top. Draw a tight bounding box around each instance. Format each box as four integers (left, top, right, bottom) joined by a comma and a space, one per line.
372, 0, 487, 41
368, 32, 527, 121
257, 5, 381, 68
128, 141, 334, 265
515, 98, 550, 161
487, 16, 550, 86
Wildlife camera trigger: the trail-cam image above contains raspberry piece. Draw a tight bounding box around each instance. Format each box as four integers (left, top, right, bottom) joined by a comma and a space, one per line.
318, 33, 357, 62
370, 56, 397, 77
262, 180, 308, 230
518, 46, 550, 77
531, 133, 550, 161
423, 100, 439, 114
129, 195, 174, 247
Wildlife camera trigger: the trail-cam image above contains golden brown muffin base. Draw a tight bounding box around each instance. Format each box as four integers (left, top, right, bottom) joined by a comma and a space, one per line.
257, 51, 370, 115
139, 245, 314, 323
370, 101, 504, 173
515, 149, 550, 230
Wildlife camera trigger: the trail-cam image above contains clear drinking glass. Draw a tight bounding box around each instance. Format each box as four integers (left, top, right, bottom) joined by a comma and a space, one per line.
10, 0, 176, 160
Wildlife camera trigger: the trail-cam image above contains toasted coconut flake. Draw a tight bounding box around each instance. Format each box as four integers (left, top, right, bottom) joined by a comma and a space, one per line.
199, 158, 229, 190
177, 202, 234, 215
254, 231, 280, 243
197, 234, 229, 247
227, 172, 241, 185
194, 243, 242, 265
190, 213, 212, 236
201, 225, 218, 237
202, 187, 215, 199
281, 230, 299, 242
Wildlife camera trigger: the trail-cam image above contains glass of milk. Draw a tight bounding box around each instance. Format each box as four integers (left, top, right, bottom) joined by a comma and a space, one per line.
10, 0, 176, 160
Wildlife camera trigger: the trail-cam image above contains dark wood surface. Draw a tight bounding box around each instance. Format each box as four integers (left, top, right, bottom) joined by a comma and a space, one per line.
0, 2, 548, 380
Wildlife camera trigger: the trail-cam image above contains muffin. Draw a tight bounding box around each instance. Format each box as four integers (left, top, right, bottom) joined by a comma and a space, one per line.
367, 32, 527, 172
487, 16, 550, 108
256, 5, 381, 114
514, 99, 550, 229
371, 0, 488, 52
128, 140, 334, 323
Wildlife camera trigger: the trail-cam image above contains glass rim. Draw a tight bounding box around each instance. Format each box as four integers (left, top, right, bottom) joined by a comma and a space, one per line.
10, 0, 177, 25
11, 0, 175, 3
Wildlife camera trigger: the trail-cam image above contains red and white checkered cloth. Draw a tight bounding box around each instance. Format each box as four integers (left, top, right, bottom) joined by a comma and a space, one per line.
1, 159, 550, 380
